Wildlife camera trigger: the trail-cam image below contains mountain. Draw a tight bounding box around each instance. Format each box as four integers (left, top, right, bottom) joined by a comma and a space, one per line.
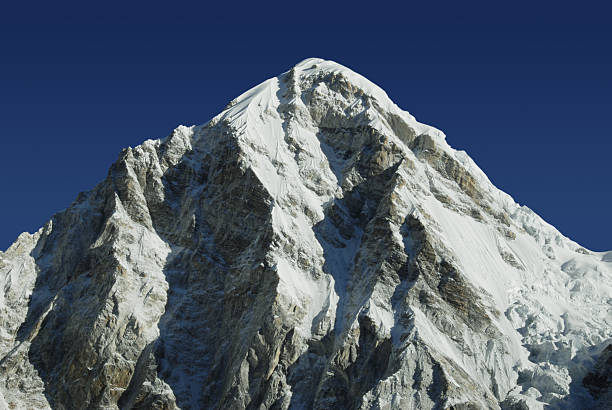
0, 58, 610, 410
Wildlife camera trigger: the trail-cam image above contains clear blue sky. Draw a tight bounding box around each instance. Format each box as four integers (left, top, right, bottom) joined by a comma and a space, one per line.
1, 2, 610, 251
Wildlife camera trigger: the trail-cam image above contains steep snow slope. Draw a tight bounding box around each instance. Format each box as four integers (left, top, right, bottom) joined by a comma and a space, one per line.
0, 58, 610, 409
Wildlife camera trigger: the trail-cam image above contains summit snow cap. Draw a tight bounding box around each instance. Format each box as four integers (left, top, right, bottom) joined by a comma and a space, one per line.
214, 57, 446, 143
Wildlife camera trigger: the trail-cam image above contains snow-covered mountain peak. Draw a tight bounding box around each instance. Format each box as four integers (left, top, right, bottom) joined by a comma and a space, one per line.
0, 59, 609, 410
214, 58, 444, 141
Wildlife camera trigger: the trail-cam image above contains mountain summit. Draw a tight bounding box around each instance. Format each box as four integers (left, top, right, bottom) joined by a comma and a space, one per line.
1, 58, 610, 409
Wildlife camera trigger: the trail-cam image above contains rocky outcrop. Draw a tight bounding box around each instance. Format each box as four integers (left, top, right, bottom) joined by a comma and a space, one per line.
583, 344, 612, 406
0, 58, 610, 409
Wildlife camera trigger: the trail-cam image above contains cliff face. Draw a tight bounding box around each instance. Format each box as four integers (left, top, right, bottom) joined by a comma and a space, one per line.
0, 58, 610, 410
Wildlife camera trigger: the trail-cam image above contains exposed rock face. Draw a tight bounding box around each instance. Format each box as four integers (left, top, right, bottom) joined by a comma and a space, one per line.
0, 58, 610, 409
583, 344, 612, 407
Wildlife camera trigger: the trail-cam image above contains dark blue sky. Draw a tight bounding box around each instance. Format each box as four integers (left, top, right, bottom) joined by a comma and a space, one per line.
1, 2, 610, 251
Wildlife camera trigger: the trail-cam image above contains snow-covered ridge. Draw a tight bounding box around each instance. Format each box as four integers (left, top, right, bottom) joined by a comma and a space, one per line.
211, 57, 586, 254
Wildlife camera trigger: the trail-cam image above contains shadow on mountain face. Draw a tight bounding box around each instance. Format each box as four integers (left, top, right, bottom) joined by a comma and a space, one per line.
4, 125, 275, 408
115, 127, 280, 409
12, 175, 127, 407
285, 125, 410, 408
